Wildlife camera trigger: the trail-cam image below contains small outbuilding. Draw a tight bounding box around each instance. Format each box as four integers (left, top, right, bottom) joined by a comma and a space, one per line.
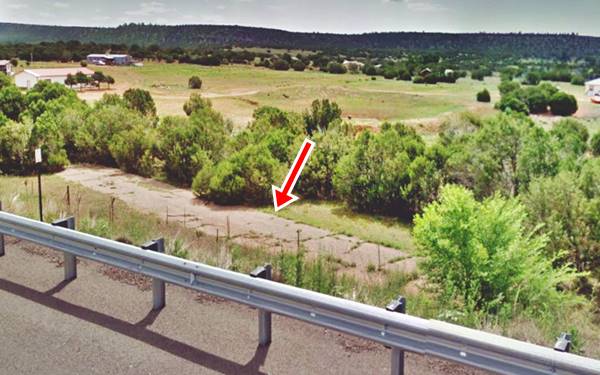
87, 54, 132, 66
14, 67, 94, 89
585, 78, 600, 96
0, 60, 13, 76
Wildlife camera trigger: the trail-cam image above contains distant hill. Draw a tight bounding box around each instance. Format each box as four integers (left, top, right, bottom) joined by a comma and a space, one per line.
1, 22, 600, 58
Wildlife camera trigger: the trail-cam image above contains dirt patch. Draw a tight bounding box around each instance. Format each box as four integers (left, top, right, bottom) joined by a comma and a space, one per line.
98, 265, 152, 291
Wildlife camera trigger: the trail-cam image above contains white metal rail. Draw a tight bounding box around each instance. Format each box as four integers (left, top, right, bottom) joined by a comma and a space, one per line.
0, 211, 599, 375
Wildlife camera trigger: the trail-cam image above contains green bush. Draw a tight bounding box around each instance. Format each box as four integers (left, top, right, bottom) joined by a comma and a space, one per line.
591, 132, 600, 156
29, 111, 69, 173
0, 85, 26, 121
326, 62, 347, 74
123, 88, 157, 117
292, 60, 306, 71
333, 123, 439, 217
302, 99, 342, 135
414, 184, 583, 318
495, 93, 529, 114
183, 93, 212, 116
188, 76, 202, 89
523, 86, 549, 114
193, 143, 283, 205
571, 75, 586, 86
549, 92, 578, 116
0, 120, 31, 174
475, 89, 491, 103
272, 59, 290, 71
158, 108, 231, 185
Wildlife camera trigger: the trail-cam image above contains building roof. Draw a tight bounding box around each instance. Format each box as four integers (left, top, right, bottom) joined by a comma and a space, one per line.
586, 78, 600, 85
87, 54, 130, 58
0, 60, 10, 66
21, 67, 94, 78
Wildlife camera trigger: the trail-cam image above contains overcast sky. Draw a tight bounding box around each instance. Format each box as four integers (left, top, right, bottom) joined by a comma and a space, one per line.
1, 0, 599, 36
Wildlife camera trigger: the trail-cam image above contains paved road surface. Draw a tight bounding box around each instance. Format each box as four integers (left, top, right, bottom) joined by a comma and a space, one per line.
0, 237, 487, 375
58, 166, 416, 276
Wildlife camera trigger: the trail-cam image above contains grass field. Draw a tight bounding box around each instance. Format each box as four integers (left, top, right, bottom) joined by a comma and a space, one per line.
23, 61, 600, 133
267, 201, 415, 252
25, 61, 499, 129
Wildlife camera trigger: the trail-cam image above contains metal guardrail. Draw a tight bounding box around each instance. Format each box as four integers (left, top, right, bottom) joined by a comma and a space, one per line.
0, 211, 599, 375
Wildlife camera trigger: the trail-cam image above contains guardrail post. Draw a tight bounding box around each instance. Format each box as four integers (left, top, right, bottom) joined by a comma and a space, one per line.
386, 296, 406, 375
0, 201, 4, 257
142, 238, 166, 310
250, 264, 272, 346
51, 217, 76, 280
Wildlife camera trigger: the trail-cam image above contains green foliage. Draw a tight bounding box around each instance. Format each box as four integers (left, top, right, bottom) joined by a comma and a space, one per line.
0, 85, 25, 120
183, 93, 211, 116
550, 118, 589, 169
524, 71, 541, 85
476, 89, 490, 103
123, 88, 157, 117
74, 104, 151, 165
29, 111, 69, 172
109, 124, 159, 177
158, 105, 231, 185
291, 60, 306, 71
0, 120, 31, 174
414, 184, 582, 318
522, 86, 549, 114
445, 113, 557, 197
272, 59, 290, 71
297, 122, 353, 199
334, 123, 439, 217
326, 62, 347, 74
0, 74, 12, 89
193, 143, 283, 205
302, 99, 342, 135
571, 75, 585, 86
549, 92, 578, 116
591, 132, 600, 156
496, 93, 529, 114
188, 75, 202, 89
522, 172, 600, 273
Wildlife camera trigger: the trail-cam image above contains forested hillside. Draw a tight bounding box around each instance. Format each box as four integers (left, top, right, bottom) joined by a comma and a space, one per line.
1, 22, 600, 58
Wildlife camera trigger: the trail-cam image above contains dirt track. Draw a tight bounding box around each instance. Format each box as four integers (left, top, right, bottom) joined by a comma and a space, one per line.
57, 166, 416, 276
0, 237, 487, 375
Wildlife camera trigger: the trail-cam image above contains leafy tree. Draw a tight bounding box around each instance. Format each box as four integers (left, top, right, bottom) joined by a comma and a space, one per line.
549, 92, 578, 116
158, 107, 232, 185
579, 158, 600, 199
476, 89, 490, 103
523, 86, 549, 114
524, 71, 541, 85
123, 88, 157, 117
105, 75, 115, 89
292, 60, 306, 71
495, 93, 529, 114
272, 59, 290, 71
109, 123, 159, 176
498, 80, 522, 96
550, 118, 588, 170
414, 184, 582, 318
571, 75, 585, 86
9, 58, 18, 67
303, 99, 342, 135
522, 172, 599, 272
29, 111, 69, 172
65, 74, 77, 88
188, 76, 202, 89
193, 143, 283, 205
0, 85, 25, 120
75, 71, 89, 88
591, 132, 600, 156
0, 120, 31, 174
0, 74, 12, 90
326, 62, 347, 74
297, 122, 353, 199
92, 71, 106, 87
74, 104, 151, 164
333, 123, 438, 217
183, 93, 211, 116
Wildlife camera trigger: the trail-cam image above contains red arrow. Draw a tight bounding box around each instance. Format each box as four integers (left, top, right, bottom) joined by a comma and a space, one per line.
272, 138, 316, 211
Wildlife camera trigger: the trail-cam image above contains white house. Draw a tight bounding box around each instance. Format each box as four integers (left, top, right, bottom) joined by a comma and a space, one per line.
0, 60, 13, 76
585, 78, 600, 96
14, 67, 94, 89
87, 54, 132, 66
